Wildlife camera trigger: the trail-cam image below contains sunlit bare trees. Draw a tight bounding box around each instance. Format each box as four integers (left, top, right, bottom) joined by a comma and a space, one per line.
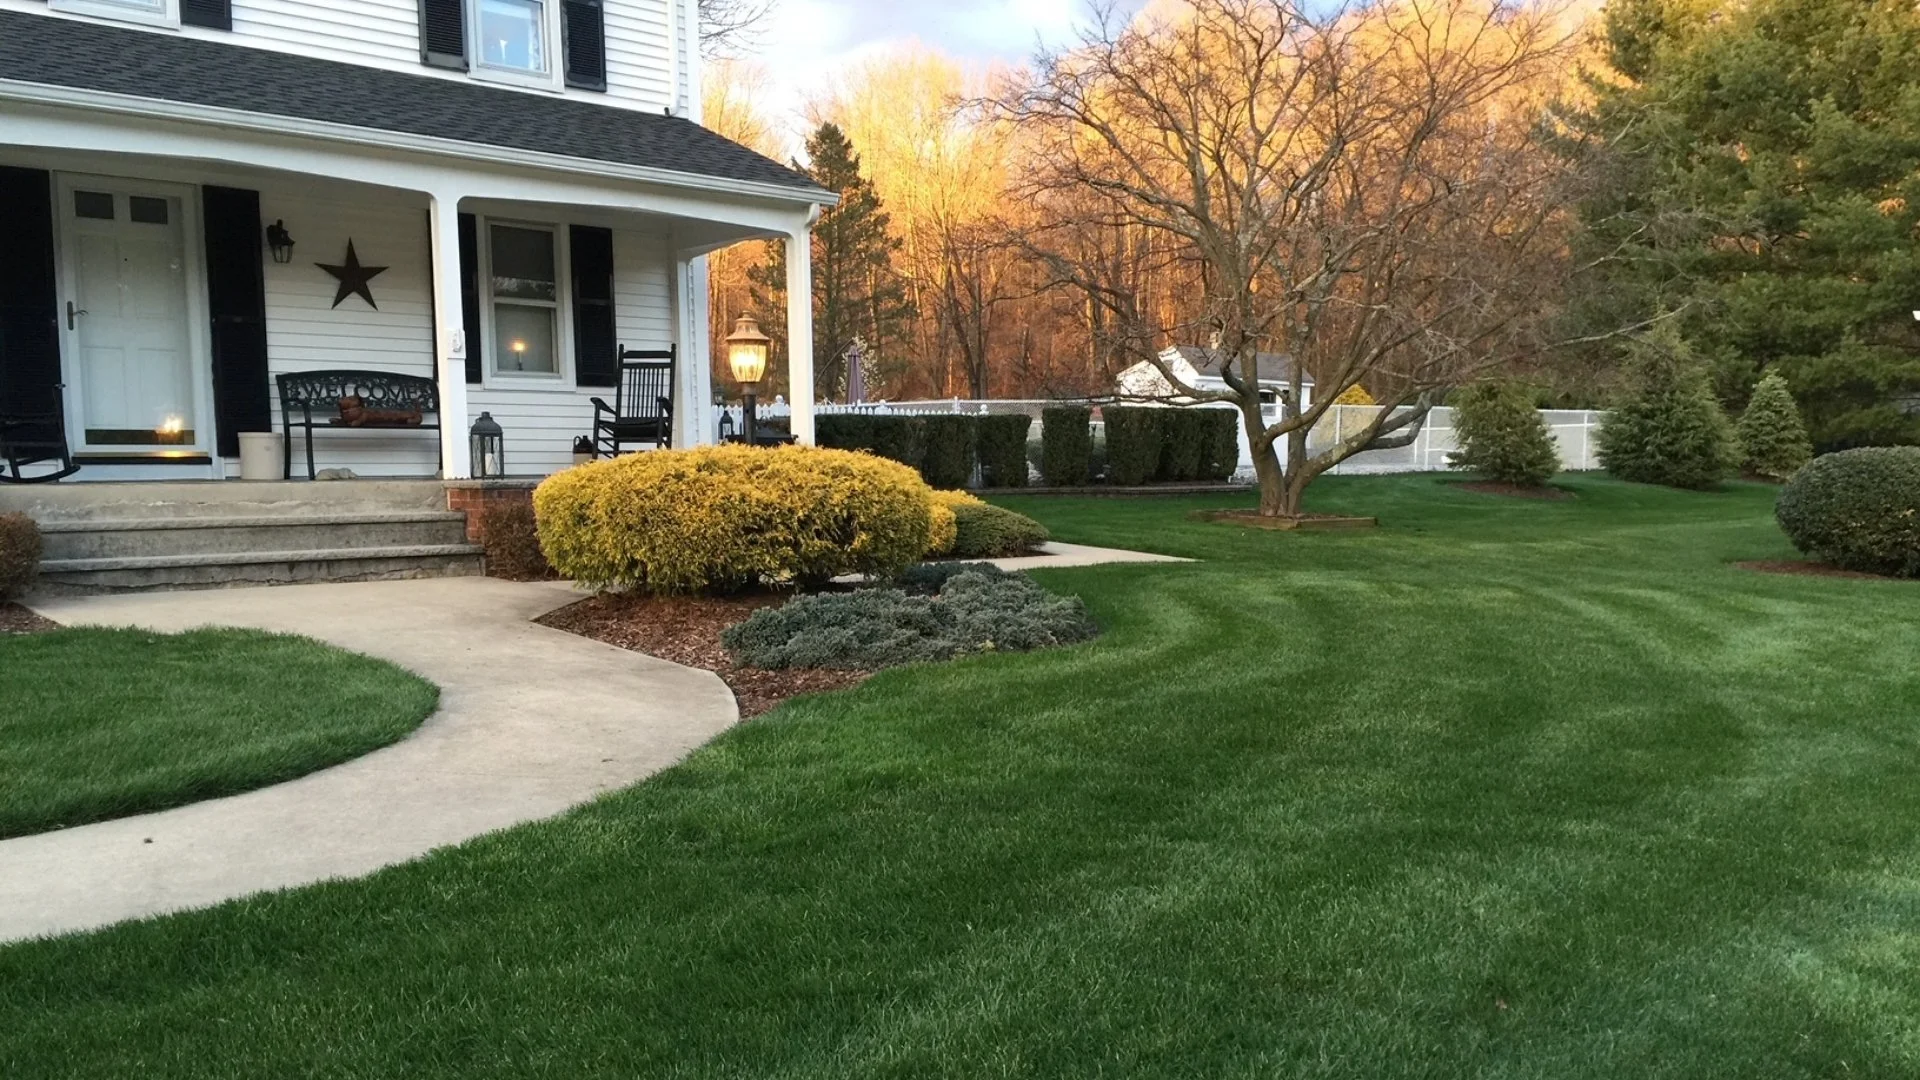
999, 0, 1587, 516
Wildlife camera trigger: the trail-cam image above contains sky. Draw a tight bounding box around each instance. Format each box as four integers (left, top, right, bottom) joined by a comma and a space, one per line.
742, 0, 1149, 149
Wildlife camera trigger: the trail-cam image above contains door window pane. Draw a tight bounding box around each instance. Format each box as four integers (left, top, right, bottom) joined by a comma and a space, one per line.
128, 196, 170, 225
476, 0, 547, 74
74, 191, 115, 220
489, 224, 556, 301
494, 305, 557, 374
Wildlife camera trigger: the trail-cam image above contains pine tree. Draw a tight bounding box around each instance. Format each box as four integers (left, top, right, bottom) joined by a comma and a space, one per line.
1447, 381, 1561, 487
748, 123, 912, 401
1598, 324, 1740, 490
1737, 371, 1813, 481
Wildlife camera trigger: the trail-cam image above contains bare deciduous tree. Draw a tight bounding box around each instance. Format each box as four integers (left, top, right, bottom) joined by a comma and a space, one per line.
699, 0, 775, 57
998, 0, 1588, 516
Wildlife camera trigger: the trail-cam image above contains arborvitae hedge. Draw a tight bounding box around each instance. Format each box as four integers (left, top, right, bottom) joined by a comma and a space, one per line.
1157, 409, 1207, 481
1103, 406, 1165, 485
815, 414, 924, 474
918, 415, 978, 489
1040, 406, 1092, 486
1198, 409, 1240, 481
976, 414, 1033, 488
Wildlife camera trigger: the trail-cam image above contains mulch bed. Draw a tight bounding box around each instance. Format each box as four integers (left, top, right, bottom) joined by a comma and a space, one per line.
1734, 560, 1912, 582
1456, 481, 1574, 501
537, 592, 869, 718
0, 602, 57, 635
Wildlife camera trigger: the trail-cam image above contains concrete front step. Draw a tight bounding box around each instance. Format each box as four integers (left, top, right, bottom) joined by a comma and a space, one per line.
38, 511, 472, 561
0, 479, 449, 522
36, 544, 486, 594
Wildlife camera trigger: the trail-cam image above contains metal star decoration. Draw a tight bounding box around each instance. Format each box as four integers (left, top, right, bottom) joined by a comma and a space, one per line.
316, 241, 389, 309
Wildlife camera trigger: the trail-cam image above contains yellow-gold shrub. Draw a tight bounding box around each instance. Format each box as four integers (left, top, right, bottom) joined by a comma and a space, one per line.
925, 489, 982, 557
535, 444, 934, 592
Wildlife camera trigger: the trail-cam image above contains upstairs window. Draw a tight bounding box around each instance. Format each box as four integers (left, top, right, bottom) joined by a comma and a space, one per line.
474, 0, 548, 76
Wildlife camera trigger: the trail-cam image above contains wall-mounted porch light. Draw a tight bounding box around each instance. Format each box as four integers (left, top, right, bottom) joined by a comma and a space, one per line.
265, 219, 296, 264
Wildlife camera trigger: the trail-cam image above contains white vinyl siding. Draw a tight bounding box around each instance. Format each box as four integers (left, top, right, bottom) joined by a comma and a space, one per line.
254, 180, 674, 477
3, 0, 681, 112
469, 224, 673, 475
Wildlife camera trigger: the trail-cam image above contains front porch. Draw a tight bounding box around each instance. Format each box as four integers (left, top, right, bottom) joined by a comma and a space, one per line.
0, 23, 828, 485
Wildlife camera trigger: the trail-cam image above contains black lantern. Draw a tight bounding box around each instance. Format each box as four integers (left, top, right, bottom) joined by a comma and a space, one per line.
265, 219, 295, 264
718, 408, 736, 442
470, 412, 505, 479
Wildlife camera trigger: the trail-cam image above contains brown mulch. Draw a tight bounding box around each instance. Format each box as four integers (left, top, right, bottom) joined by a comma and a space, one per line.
537, 591, 870, 718
1456, 481, 1574, 501
0, 602, 57, 635
1734, 560, 1913, 582
1191, 509, 1378, 531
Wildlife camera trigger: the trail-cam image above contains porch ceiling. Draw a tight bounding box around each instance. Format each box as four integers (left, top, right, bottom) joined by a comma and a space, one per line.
0, 11, 829, 201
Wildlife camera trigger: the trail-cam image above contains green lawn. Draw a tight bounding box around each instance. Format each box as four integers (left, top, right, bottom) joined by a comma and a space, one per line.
0, 627, 437, 839
5, 475, 1920, 1078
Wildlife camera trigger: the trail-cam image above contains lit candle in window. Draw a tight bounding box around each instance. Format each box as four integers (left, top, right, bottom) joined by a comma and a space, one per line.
510, 339, 527, 371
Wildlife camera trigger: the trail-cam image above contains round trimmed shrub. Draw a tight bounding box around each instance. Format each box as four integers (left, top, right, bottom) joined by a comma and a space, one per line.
1775, 447, 1920, 577
534, 445, 933, 592
950, 500, 1049, 558
926, 491, 963, 557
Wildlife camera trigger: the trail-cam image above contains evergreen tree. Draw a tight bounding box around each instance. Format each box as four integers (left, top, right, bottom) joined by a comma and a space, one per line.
1564, 0, 1920, 450
1447, 381, 1561, 488
749, 123, 912, 401
1737, 371, 1814, 481
1598, 324, 1740, 490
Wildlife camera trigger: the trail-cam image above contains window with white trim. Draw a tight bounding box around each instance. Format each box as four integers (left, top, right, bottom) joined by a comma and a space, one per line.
487, 223, 561, 376
49, 0, 172, 25
473, 0, 550, 76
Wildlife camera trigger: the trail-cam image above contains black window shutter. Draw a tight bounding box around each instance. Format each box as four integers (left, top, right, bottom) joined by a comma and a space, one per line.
563, 0, 607, 91
180, 0, 232, 30
201, 187, 272, 459
458, 214, 484, 384
570, 225, 617, 387
0, 167, 62, 448
419, 0, 467, 69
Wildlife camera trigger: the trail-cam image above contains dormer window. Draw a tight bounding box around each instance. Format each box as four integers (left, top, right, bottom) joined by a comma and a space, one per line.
475, 0, 547, 76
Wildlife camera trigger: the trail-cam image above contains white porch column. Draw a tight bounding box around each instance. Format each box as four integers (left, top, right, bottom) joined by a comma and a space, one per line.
427, 190, 472, 478
784, 229, 815, 445
687, 254, 715, 445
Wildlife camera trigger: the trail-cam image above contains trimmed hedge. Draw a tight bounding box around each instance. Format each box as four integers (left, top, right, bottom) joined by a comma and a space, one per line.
1775, 446, 1920, 577
1041, 406, 1092, 486
815, 414, 924, 473
720, 569, 1098, 671
534, 445, 933, 592
919, 415, 978, 489
976, 414, 1032, 488
1198, 409, 1239, 481
1158, 409, 1207, 481
0, 512, 41, 599
1104, 406, 1164, 485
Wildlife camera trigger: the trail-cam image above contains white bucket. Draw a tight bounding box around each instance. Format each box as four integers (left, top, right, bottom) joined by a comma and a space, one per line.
237, 432, 284, 481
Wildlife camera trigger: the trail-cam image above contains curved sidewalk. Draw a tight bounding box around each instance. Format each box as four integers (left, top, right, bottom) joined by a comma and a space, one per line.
0, 576, 738, 943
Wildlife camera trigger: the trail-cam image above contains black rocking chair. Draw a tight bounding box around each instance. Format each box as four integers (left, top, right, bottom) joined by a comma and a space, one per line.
0, 381, 79, 484
590, 345, 675, 457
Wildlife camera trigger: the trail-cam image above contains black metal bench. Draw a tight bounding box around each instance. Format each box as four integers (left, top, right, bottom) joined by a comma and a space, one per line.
276, 370, 441, 480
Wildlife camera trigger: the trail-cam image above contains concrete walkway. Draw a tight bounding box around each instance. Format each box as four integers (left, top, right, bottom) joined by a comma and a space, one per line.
986, 541, 1193, 573
0, 577, 737, 943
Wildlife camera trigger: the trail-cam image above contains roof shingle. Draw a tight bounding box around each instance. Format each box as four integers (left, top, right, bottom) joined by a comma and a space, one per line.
0, 12, 826, 195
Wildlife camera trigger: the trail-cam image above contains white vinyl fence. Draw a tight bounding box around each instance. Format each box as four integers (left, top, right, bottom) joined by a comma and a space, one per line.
730, 398, 1604, 480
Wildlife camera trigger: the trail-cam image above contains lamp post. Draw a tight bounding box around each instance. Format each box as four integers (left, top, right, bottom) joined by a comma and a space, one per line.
725, 313, 771, 444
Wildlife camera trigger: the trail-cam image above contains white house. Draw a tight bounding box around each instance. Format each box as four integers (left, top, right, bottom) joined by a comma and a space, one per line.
0, 0, 832, 483
1115, 345, 1315, 473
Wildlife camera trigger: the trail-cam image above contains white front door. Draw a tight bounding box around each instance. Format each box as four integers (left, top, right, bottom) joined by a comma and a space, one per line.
57, 176, 208, 454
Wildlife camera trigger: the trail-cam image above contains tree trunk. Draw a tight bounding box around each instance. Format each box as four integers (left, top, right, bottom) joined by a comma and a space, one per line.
1243, 403, 1305, 517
